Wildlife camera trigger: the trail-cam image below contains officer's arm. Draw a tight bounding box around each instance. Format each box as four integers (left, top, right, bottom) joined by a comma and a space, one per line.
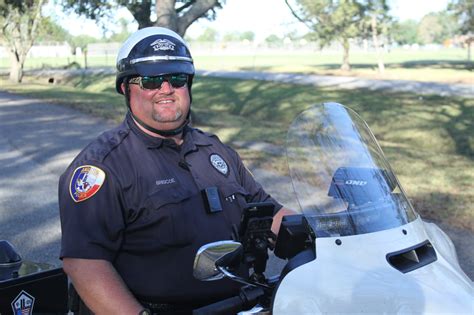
63, 258, 143, 315
271, 207, 296, 235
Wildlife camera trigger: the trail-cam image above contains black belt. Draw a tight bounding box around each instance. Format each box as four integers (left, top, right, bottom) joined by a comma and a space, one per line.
139, 300, 194, 315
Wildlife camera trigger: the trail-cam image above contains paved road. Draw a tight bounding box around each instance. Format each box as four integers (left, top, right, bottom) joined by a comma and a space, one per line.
0, 91, 111, 266
0, 90, 472, 282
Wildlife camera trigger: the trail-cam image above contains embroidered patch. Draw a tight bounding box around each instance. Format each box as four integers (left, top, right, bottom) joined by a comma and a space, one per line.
210, 154, 229, 176
11, 290, 35, 315
69, 165, 106, 202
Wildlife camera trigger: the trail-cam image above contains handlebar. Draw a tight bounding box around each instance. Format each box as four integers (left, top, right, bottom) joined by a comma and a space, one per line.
193, 286, 265, 315
193, 295, 245, 315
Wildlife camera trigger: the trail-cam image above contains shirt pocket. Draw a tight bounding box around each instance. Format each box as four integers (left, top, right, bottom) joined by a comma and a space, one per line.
143, 186, 197, 249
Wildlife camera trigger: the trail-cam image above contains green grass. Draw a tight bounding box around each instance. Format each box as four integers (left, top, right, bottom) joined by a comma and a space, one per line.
0, 72, 472, 231
192, 50, 473, 84
1, 48, 472, 84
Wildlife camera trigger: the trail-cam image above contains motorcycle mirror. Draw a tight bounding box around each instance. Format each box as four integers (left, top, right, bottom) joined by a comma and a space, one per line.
0, 240, 22, 281
193, 240, 242, 281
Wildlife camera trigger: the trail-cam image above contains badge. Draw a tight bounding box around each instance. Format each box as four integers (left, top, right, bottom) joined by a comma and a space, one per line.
210, 154, 229, 176
69, 165, 106, 202
11, 290, 35, 315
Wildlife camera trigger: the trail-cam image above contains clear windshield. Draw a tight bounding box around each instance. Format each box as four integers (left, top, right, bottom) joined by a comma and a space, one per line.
286, 103, 417, 237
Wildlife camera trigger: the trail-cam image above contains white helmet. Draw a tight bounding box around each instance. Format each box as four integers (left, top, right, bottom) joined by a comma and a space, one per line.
115, 27, 194, 94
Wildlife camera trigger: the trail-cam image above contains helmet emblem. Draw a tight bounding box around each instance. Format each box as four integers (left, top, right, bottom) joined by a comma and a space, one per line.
150, 38, 176, 51
210, 154, 229, 176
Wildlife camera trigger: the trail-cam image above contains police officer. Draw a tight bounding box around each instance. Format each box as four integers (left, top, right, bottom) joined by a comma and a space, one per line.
59, 27, 292, 315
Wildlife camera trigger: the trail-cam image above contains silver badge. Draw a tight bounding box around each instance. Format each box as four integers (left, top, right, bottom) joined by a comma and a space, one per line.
210, 154, 228, 176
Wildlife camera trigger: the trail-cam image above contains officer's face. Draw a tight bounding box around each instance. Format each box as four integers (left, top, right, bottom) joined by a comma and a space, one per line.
126, 79, 191, 133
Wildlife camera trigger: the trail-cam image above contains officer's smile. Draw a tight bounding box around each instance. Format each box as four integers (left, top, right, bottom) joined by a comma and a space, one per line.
157, 99, 174, 104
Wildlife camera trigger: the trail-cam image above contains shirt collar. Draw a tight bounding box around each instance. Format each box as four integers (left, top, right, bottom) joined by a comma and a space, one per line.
125, 112, 213, 150
126, 112, 164, 148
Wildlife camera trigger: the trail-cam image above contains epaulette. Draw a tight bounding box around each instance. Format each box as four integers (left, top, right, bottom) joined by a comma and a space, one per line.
73, 124, 130, 164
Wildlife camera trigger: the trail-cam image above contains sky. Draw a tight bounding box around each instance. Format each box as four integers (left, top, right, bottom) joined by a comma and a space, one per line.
46, 0, 451, 41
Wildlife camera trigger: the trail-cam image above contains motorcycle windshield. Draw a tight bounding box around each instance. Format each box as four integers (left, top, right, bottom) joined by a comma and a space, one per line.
287, 103, 417, 237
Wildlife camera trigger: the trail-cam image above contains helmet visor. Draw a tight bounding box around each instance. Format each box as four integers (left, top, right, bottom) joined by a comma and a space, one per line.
133, 60, 194, 77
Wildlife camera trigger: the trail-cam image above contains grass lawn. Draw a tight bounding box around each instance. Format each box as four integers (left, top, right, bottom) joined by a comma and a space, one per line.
0, 72, 472, 231
1, 48, 472, 84
193, 49, 473, 84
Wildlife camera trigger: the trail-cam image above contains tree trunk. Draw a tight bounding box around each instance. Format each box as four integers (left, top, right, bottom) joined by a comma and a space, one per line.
126, 0, 153, 29
155, 0, 179, 32
371, 15, 385, 74
2, 0, 44, 83
9, 52, 24, 83
153, 0, 219, 37
84, 49, 88, 69
341, 38, 351, 71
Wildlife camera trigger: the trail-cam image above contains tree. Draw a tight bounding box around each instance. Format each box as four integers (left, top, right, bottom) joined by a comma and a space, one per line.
0, 0, 46, 82
107, 18, 132, 42
285, 0, 366, 71
448, 0, 474, 60
449, 0, 474, 35
196, 27, 218, 42
223, 31, 255, 42
391, 20, 419, 45
418, 12, 456, 45
361, 0, 392, 74
61, 0, 224, 36
240, 31, 255, 42
36, 16, 70, 43
265, 34, 281, 47
68, 34, 100, 68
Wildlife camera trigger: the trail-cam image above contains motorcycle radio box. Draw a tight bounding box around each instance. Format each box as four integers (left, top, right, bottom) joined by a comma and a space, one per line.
0, 241, 69, 314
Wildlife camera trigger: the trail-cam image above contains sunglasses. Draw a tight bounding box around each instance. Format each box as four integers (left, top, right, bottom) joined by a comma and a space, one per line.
129, 74, 189, 90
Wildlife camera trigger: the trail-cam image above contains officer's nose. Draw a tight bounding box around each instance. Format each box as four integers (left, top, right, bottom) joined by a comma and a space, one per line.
159, 81, 174, 94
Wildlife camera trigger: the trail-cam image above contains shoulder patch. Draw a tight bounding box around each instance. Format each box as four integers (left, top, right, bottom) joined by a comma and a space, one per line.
69, 165, 106, 202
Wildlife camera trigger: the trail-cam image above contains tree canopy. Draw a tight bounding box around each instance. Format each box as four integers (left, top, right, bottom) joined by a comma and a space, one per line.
60, 0, 224, 36
448, 0, 474, 36
417, 12, 457, 45
391, 20, 419, 45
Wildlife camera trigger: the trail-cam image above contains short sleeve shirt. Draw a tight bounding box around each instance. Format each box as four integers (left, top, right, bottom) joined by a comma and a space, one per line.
58, 113, 282, 304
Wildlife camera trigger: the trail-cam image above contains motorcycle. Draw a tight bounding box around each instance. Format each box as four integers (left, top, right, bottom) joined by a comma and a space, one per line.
192, 103, 473, 314
0, 102, 472, 315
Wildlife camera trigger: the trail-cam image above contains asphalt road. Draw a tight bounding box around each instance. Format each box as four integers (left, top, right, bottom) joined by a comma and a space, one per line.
0, 90, 472, 282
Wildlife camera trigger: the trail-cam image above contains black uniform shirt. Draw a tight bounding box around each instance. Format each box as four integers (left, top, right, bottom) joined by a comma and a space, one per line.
59, 113, 282, 305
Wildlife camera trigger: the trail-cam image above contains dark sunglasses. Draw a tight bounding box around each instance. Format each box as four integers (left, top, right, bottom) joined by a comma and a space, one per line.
129, 74, 189, 90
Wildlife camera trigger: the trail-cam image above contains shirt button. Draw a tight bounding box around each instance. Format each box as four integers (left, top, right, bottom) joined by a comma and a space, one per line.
172, 193, 179, 198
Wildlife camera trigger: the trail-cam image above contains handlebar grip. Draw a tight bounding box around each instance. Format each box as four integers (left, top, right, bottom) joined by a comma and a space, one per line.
193, 295, 245, 315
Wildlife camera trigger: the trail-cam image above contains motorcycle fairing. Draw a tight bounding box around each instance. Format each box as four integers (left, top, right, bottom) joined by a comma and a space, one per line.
274, 103, 473, 313
273, 217, 473, 314
286, 103, 418, 237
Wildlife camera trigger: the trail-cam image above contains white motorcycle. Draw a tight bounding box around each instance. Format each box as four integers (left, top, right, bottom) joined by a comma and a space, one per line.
192, 103, 473, 314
